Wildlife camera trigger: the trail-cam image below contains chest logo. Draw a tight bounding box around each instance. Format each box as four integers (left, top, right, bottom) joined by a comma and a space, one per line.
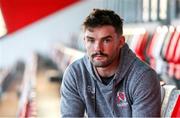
116, 91, 128, 107
87, 85, 95, 99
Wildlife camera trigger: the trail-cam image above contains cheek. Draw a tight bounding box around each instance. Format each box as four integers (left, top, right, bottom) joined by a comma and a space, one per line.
105, 43, 118, 50
86, 43, 94, 51
85, 44, 93, 54
106, 44, 120, 54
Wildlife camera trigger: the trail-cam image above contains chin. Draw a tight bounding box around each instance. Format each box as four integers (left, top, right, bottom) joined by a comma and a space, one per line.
93, 62, 110, 68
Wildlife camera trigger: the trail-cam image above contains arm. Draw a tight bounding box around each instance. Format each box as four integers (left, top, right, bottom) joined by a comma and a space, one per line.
131, 69, 161, 117
60, 66, 85, 117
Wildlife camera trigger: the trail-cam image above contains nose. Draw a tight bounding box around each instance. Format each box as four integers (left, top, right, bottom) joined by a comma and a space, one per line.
94, 41, 102, 52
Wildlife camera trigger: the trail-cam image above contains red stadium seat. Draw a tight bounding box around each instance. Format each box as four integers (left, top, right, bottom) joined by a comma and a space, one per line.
146, 26, 168, 73
165, 28, 180, 77
134, 32, 148, 61
146, 27, 162, 70
161, 84, 176, 116
165, 29, 179, 62
173, 39, 180, 79
171, 95, 180, 117
162, 88, 180, 117
125, 28, 148, 61
161, 26, 176, 61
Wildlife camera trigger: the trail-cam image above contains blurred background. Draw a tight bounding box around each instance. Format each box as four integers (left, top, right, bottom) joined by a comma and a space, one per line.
0, 0, 180, 117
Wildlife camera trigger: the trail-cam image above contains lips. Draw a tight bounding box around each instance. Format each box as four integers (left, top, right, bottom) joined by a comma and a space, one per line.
93, 55, 105, 60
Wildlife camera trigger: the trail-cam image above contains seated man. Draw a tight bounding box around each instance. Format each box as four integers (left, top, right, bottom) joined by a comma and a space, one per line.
60, 8, 161, 117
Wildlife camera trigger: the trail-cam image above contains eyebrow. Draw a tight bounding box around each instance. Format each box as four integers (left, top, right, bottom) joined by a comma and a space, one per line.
101, 35, 113, 40
86, 35, 113, 40
86, 36, 94, 39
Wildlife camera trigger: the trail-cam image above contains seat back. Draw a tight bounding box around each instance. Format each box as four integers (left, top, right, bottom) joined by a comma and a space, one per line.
171, 94, 180, 117
161, 84, 176, 117
165, 90, 180, 117
134, 32, 148, 61
174, 39, 180, 79
160, 84, 180, 117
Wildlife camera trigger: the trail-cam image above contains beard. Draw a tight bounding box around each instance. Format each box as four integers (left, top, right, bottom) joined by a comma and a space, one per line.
91, 59, 113, 67
89, 51, 116, 67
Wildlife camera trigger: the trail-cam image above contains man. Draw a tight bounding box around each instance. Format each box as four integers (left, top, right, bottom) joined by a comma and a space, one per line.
60, 9, 161, 117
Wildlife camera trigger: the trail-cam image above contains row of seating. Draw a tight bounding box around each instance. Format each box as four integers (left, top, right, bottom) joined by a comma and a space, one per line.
124, 28, 148, 61
51, 43, 84, 73
147, 26, 179, 79
0, 60, 25, 101
0, 69, 12, 99
17, 53, 37, 117
0, 51, 58, 117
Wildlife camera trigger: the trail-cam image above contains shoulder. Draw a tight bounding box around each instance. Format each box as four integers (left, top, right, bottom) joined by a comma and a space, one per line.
128, 58, 160, 100
61, 56, 91, 95
127, 59, 161, 117
129, 58, 159, 86
132, 58, 156, 77
61, 57, 85, 90
62, 55, 89, 83
64, 56, 85, 76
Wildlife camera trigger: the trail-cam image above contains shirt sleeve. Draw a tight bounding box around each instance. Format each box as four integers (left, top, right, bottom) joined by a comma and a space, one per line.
60, 66, 85, 117
131, 69, 161, 117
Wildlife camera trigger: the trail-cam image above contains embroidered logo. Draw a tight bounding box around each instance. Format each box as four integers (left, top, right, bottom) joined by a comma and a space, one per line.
116, 91, 128, 107
87, 85, 95, 99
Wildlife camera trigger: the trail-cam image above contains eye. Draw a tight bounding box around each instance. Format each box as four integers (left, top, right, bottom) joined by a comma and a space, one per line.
103, 38, 111, 43
87, 38, 95, 43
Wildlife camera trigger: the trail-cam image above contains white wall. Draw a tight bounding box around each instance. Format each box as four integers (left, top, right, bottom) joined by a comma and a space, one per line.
0, 0, 104, 68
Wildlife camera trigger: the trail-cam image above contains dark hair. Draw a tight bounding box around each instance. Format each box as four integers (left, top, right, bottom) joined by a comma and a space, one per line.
83, 8, 123, 35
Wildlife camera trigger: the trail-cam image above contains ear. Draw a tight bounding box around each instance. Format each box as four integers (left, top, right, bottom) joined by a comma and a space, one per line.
119, 36, 125, 47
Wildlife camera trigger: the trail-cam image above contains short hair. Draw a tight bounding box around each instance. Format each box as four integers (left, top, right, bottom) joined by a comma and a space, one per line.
83, 8, 123, 35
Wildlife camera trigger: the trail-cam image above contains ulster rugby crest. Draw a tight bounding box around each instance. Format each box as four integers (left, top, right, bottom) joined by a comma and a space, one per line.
116, 91, 128, 107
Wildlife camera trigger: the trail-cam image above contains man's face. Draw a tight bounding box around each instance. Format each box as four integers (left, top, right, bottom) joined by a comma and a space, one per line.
84, 25, 124, 68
